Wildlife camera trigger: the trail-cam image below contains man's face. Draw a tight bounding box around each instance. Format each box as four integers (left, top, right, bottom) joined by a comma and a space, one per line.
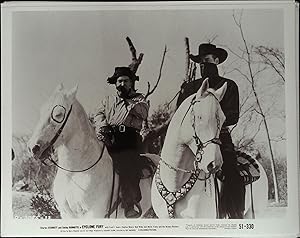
199, 54, 219, 64
116, 76, 133, 97
199, 54, 219, 78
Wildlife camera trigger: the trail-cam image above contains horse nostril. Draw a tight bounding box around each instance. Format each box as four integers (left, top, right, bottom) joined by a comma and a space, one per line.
32, 144, 40, 154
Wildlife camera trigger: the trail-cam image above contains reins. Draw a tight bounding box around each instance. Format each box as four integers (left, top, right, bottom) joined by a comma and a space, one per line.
48, 147, 104, 173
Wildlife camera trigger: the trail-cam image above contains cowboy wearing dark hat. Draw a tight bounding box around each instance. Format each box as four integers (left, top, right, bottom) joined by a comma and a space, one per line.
176, 43, 245, 219
94, 66, 149, 218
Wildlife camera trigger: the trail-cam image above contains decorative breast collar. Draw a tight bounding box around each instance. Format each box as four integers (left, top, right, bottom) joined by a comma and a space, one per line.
155, 163, 201, 218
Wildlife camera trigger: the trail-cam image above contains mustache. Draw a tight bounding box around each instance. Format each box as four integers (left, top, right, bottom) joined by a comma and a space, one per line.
116, 85, 127, 92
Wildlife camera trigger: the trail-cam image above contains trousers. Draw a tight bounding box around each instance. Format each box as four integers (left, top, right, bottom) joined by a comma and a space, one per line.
107, 126, 142, 210
219, 128, 245, 218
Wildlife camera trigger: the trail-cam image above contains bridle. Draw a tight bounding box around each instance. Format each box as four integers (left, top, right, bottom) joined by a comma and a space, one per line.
156, 92, 223, 218
162, 92, 222, 175
190, 93, 222, 171
38, 104, 104, 173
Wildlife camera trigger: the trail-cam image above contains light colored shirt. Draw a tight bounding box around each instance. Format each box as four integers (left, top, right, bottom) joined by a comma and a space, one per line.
94, 93, 149, 131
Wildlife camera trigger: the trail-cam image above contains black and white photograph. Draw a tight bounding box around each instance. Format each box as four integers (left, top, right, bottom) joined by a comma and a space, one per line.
1, 1, 299, 237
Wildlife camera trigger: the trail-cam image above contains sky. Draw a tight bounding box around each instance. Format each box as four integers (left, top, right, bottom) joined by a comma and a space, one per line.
10, 6, 285, 137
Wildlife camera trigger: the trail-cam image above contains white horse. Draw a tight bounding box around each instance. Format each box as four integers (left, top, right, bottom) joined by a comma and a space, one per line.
28, 84, 153, 218
151, 79, 268, 219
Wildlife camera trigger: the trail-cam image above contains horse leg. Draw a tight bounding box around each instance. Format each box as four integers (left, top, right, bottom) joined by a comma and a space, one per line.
57, 200, 77, 219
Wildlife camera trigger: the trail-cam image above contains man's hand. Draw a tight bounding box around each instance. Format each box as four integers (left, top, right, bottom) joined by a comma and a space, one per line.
96, 126, 114, 148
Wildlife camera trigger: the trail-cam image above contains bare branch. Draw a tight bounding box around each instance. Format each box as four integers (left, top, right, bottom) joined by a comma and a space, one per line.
253, 108, 264, 116
250, 118, 264, 139
185, 37, 190, 82
270, 136, 286, 142
126, 36, 144, 73
191, 62, 197, 81
145, 45, 167, 100
208, 34, 218, 43
254, 46, 285, 81
232, 68, 251, 83
219, 43, 248, 63
252, 65, 268, 78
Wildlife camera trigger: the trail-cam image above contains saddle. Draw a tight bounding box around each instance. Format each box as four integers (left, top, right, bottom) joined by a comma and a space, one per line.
217, 150, 260, 185
112, 154, 156, 179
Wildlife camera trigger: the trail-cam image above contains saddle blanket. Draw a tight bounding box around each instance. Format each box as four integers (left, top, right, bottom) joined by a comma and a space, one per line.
217, 151, 260, 185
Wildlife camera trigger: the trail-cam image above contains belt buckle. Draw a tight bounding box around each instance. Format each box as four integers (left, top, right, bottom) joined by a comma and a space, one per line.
119, 125, 126, 133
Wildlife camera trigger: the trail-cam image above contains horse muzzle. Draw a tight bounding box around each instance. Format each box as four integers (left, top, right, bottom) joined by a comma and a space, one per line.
28, 139, 47, 160
207, 161, 222, 174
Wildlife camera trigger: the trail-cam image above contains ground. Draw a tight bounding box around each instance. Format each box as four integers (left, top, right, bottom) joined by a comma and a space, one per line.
11, 191, 287, 219
12, 191, 35, 218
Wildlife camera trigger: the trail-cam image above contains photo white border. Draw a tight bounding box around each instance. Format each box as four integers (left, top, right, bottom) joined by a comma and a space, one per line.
1, 1, 299, 237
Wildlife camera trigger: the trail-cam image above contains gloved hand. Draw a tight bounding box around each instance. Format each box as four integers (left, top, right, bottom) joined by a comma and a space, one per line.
96, 126, 114, 148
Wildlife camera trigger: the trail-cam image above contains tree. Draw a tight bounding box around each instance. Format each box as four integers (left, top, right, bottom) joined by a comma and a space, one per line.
224, 11, 285, 203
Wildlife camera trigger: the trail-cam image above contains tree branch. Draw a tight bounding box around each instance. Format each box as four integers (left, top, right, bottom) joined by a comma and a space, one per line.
185, 37, 190, 82
126, 36, 144, 74
145, 45, 167, 100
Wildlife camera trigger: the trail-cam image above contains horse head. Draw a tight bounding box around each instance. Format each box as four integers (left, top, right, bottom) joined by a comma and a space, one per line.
178, 78, 227, 174
28, 83, 78, 160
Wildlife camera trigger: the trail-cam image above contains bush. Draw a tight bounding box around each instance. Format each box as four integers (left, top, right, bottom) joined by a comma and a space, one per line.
12, 135, 58, 192
30, 189, 61, 219
147, 102, 173, 154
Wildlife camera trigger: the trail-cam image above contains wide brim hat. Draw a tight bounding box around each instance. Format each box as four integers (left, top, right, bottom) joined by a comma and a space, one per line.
190, 43, 228, 64
107, 66, 139, 84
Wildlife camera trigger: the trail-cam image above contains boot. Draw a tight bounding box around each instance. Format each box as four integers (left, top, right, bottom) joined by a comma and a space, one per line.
125, 204, 141, 218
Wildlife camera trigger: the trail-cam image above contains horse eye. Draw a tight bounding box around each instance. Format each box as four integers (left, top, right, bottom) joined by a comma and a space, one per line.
55, 112, 63, 118
52, 111, 65, 123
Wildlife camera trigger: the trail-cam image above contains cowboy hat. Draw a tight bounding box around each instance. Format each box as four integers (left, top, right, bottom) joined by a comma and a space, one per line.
107, 66, 139, 84
190, 43, 228, 64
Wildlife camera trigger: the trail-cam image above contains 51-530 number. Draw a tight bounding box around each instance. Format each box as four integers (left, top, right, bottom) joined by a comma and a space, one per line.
239, 223, 255, 229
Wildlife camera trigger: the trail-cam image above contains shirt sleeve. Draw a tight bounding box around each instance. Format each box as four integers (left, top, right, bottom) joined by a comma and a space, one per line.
93, 97, 109, 132
130, 100, 149, 120
221, 81, 240, 127
124, 95, 149, 130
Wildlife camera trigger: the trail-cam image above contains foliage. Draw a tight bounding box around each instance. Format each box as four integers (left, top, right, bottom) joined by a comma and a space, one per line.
12, 135, 57, 192
147, 102, 174, 154
30, 188, 61, 219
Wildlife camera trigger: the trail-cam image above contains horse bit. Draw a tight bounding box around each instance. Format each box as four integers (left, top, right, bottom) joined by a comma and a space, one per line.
155, 93, 222, 218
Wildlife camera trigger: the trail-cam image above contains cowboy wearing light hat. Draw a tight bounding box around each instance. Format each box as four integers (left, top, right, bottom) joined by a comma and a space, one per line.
176, 43, 245, 219
94, 66, 149, 218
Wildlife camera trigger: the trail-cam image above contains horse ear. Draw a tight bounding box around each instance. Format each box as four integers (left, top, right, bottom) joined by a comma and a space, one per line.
215, 82, 227, 101
55, 83, 64, 92
197, 78, 209, 98
66, 84, 78, 101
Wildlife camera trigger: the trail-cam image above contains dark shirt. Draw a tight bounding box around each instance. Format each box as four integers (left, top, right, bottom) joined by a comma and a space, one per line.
176, 76, 239, 127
